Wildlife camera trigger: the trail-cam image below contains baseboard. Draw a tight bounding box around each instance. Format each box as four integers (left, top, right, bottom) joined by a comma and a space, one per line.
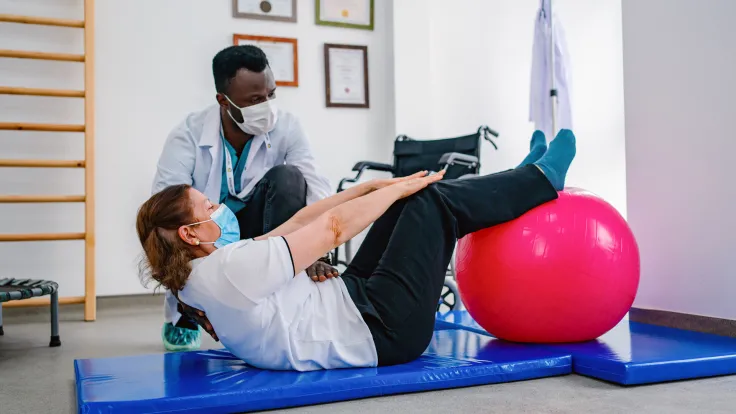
629, 307, 736, 338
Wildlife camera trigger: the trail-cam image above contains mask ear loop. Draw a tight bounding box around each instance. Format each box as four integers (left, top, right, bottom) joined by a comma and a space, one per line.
186, 217, 213, 226
223, 94, 246, 122
185, 218, 215, 246
223, 94, 243, 110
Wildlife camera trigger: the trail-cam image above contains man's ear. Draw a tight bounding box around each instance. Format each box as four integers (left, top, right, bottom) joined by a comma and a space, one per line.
215, 93, 229, 109
178, 225, 199, 246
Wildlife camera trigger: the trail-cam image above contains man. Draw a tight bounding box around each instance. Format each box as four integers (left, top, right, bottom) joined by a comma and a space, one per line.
152, 45, 336, 351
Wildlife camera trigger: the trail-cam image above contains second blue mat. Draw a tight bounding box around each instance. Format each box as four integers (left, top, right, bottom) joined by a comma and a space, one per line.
436, 310, 736, 385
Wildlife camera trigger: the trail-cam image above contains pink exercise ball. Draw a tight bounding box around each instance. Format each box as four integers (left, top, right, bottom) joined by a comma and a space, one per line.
455, 187, 640, 343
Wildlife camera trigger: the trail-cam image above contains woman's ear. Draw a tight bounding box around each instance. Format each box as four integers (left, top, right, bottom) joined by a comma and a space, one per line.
178, 225, 199, 246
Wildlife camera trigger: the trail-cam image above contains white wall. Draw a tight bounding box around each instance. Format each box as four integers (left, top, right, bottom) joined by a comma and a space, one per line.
623, 0, 736, 319
393, 0, 627, 215
392, 0, 435, 137
0, 0, 395, 296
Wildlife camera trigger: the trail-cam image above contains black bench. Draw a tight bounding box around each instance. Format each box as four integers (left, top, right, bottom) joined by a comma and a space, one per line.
0, 278, 60, 347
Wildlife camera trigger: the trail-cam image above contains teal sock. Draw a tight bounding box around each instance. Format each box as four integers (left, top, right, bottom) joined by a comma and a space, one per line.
533, 129, 576, 191
517, 130, 547, 167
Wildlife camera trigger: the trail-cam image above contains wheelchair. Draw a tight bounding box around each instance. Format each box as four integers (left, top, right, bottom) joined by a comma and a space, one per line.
332, 125, 500, 313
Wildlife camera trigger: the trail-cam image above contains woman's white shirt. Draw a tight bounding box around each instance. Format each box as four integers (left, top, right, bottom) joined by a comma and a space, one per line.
178, 237, 378, 371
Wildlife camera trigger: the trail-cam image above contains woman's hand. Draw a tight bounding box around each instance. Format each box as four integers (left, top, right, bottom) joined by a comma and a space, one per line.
307, 260, 340, 282
391, 170, 445, 198
364, 171, 433, 193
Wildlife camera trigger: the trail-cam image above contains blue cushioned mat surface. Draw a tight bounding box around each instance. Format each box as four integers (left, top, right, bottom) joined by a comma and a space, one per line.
74, 329, 571, 413
436, 310, 736, 385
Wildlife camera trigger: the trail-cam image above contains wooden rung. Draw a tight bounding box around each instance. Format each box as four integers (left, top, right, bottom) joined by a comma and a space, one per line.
0, 232, 86, 242
0, 159, 85, 168
0, 195, 85, 203
2, 295, 85, 308
0, 49, 84, 62
0, 14, 85, 28
0, 122, 85, 132
0, 86, 85, 98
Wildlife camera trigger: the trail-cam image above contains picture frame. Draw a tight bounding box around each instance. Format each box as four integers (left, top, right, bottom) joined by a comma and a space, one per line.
316, 0, 375, 31
232, 0, 297, 23
233, 34, 299, 87
324, 43, 369, 108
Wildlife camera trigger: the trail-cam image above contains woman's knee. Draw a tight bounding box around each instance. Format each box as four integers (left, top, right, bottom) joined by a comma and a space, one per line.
408, 185, 450, 217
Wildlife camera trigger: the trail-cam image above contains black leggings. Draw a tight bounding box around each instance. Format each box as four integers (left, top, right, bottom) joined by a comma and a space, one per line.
342, 165, 559, 366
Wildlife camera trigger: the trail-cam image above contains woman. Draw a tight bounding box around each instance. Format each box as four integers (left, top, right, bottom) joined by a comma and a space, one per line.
136, 129, 576, 371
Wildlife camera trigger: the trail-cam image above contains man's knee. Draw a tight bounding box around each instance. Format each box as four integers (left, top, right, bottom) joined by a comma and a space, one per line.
263, 165, 306, 192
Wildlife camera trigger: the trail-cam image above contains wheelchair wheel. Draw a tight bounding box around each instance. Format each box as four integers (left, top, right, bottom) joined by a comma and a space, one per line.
437, 285, 456, 313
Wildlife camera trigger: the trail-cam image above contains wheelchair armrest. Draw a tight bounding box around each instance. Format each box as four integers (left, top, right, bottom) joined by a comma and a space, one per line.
352, 161, 394, 173
338, 161, 394, 192
438, 152, 479, 169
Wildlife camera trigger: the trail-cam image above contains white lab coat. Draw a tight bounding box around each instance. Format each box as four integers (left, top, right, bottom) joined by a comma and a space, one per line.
529, 0, 573, 140
153, 104, 332, 205
153, 104, 333, 325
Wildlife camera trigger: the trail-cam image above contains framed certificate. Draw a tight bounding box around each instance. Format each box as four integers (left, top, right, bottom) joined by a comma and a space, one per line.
324, 44, 369, 108
233, 34, 299, 87
232, 0, 297, 23
316, 0, 374, 31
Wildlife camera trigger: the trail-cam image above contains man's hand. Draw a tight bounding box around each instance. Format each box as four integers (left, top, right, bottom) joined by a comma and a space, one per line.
178, 302, 219, 342
307, 260, 340, 282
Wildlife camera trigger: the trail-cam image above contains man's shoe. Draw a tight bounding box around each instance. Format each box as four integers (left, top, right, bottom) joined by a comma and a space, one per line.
161, 322, 201, 352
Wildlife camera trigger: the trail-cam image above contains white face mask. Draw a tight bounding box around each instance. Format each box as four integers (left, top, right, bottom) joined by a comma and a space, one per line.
224, 94, 278, 136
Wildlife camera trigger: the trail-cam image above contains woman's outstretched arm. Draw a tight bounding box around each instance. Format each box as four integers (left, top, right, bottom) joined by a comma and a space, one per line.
283, 172, 444, 275
255, 172, 431, 240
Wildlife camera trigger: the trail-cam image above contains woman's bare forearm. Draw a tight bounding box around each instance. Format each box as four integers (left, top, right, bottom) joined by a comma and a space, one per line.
326, 186, 403, 247
284, 185, 403, 273
283, 173, 442, 274
255, 182, 372, 240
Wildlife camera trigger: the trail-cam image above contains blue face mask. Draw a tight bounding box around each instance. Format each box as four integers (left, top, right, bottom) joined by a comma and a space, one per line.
187, 204, 240, 248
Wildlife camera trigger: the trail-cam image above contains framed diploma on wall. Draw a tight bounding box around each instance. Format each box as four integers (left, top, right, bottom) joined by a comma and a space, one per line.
233, 34, 299, 87
232, 0, 297, 23
324, 44, 369, 108
316, 0, 374, 31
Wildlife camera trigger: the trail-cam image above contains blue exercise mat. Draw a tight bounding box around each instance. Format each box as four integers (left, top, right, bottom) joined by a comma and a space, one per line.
74, 329, 571, 414
436, 310, 736, 385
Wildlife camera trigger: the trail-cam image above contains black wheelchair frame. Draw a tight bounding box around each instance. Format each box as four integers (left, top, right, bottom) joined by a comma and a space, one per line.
331, 125, 500, 311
